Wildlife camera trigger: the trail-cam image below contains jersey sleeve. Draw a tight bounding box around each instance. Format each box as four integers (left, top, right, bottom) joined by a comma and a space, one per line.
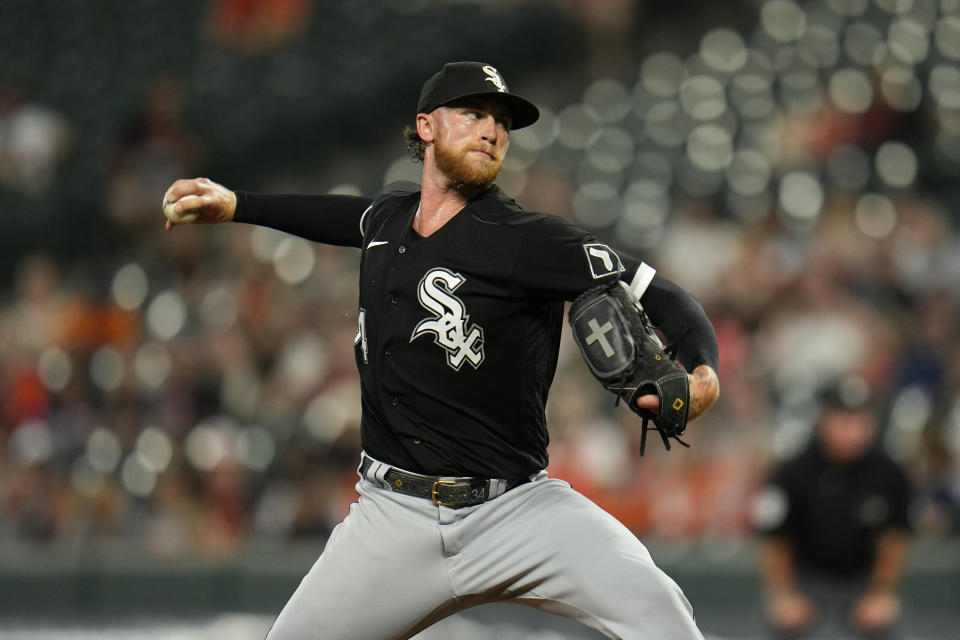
510, 213, 718, 372
752, 465, 798, 538
509, 214, 641, 300
233, 192, 373, 248
641, 274, 720, 372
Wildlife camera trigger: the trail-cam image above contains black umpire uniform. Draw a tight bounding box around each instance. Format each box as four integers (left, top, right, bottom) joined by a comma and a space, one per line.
754, 382, 912, 639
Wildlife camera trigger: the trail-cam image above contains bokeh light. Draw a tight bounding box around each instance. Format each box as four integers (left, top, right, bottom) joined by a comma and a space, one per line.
701, 28, 749, 74
133, 341, 171, 391
111, 263, 149, 311
778, 171, 825, 224
136, 427, 174, 474
761, 0, 808, 43
875, 141, 919, 188
199, 285, 237, 332
573, 181, 621, 228
829, 68, 875, 113
37, 346, 72, 392
583, 79, 632, 124
273, 237, 315, 285
236, 426, 275, 472
855, 193, 899, 238
86, 428, 122, 474
556, 104, 602, 150
640, 52, 686, 98
10, 419, 54, 466
726, 149, 772, 195
680, 75, 727, 121
146, 290, 187, 341
121, 454, 157, 498
880, 66, 924, 110
185, 418, 236, 472
90, 345, 125, 393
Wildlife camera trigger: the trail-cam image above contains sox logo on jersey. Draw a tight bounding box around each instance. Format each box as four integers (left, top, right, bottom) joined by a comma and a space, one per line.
583, 243, 624, 279
411, 267, 485, 371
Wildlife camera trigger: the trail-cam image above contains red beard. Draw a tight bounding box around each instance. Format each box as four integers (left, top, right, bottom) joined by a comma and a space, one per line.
434, 139, 504, 189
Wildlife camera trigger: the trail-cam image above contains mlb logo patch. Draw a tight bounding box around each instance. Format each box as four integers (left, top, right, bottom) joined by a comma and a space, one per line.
583, 243, 624, 279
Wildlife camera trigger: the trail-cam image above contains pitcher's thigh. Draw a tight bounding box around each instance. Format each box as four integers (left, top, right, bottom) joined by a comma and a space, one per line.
496, 481, 703, 640
267, 489, 454, 640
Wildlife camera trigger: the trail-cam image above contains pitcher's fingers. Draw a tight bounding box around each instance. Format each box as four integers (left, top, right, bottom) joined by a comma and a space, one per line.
635, 394, 659, 411
175, 193, 209, 213
166, 177, 205, 203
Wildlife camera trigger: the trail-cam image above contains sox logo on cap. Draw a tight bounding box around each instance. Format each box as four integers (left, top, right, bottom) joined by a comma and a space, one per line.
482, 65, 507, 92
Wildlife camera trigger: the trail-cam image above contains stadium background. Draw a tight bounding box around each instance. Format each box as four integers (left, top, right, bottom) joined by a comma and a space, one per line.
1, 0, 958, 637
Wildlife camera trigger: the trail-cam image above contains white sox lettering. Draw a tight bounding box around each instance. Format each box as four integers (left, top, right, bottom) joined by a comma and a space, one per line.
482, 65, 507, 93
411, 268, 485, 371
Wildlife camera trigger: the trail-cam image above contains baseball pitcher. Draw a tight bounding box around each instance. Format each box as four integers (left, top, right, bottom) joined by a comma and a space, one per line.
162, 61, 720, 639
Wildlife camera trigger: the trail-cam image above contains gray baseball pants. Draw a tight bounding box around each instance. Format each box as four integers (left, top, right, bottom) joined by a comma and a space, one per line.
266, 455, 704, 640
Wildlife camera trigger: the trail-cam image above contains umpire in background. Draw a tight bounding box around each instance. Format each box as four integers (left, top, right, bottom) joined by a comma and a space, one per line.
752, 376, 912, 639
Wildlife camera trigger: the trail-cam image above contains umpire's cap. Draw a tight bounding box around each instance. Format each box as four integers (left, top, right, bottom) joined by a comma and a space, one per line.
819, 375, 874, 412
416, 61, 540, 130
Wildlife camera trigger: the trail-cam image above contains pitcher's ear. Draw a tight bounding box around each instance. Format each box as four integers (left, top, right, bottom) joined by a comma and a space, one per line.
416, 112, 435, 142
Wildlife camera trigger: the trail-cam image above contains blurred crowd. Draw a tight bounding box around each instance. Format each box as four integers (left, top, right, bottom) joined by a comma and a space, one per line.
2, 0, 960, 561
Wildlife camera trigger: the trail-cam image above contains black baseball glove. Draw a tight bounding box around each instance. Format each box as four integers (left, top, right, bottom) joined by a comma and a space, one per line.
568, 283, 690, 453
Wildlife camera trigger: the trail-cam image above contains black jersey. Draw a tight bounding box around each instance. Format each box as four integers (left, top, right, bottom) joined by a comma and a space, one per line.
234, 182, 718, 479
756, 442, 911, 577
354, 182, 645, 478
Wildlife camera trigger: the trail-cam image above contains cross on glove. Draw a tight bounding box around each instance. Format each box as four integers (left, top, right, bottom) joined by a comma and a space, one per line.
568, 284, 690, 454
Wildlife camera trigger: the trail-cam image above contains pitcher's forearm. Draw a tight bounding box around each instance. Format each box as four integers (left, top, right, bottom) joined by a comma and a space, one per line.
687, 364, 719, 421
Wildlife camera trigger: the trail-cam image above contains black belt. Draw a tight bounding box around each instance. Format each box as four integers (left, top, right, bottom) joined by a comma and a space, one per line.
359, 456, 530, 509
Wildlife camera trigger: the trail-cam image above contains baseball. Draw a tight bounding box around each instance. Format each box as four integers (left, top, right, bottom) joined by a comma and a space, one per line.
162, 194, 200, 225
